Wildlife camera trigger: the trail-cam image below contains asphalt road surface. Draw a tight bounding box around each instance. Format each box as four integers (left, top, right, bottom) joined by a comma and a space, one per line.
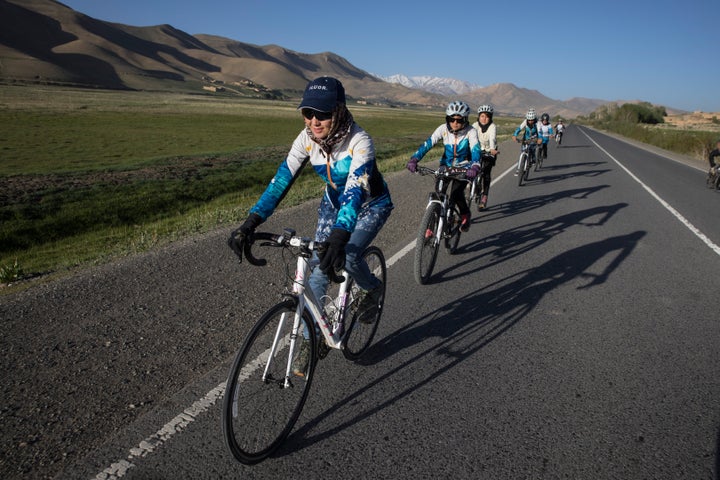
2, 125, 719, 479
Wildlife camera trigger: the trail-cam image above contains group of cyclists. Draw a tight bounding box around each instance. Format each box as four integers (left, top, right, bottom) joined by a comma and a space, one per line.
511, 108, 564, 175
228, 76, 564, 376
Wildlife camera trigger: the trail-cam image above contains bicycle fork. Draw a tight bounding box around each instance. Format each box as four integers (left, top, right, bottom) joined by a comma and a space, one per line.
425, 195, 446, 244
262, 257, 347, 388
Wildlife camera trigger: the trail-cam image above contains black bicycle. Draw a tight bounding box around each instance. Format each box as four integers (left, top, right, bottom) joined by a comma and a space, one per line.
413, 166, 469, 284
517, 136, 539, 186
707, 168, 720, 190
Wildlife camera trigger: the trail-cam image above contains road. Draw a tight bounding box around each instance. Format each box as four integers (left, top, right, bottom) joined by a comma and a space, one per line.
2, 125, 719, 479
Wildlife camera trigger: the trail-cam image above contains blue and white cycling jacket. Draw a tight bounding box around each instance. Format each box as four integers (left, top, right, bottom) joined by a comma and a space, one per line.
249, 123, 392, 233
537, 123, 554, 144
513, 121, 540, 141
411, 123, 481, 167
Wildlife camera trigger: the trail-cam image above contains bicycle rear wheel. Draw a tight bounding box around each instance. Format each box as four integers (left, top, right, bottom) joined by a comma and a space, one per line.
517, 153, 527, 186
222, 300, 316, 464
414, 203, 441, 284
343, 246, 386, 360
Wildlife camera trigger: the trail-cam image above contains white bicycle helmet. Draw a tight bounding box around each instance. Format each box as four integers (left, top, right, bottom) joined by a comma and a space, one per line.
525, 108, 537, 120
446, 101, 471, 118
478, 104, 494, 115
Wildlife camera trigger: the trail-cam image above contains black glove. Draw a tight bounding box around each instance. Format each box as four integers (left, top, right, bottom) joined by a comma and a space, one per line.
318, 229, 351, 275
228, 213, 263, 261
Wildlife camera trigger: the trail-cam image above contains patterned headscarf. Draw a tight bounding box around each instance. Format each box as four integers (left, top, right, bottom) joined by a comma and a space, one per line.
306, 104, 354, 154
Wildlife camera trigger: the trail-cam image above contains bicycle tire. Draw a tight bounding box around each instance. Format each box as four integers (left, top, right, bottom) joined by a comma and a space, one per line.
222, 299, 316, 465
518, 153, 527, 186
414, 202, 441, 284
524, 153, 532, 182
535, 151, 543, 171
465, 177, 479, 209
444, 206, 462, 255
343, 246, 386, 360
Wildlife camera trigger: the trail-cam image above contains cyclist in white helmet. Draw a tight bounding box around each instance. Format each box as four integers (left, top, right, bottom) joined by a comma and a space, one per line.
407, 101, 481, 231
512, 108, 542, 175
537, 112, 554, 162
471, 104, 498, 209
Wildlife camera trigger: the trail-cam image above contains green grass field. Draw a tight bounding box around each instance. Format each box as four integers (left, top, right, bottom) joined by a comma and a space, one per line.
1, 85, 517, 287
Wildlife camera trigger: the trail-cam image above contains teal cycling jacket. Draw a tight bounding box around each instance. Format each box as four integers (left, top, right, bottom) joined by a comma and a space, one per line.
412, 123, 481, 167
249, 123, 391, 233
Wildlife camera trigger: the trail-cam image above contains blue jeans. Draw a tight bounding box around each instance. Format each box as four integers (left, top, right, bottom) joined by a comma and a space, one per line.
308, 195, 393, 303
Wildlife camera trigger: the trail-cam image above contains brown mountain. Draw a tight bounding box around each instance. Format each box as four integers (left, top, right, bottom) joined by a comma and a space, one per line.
0, 0, 610, 116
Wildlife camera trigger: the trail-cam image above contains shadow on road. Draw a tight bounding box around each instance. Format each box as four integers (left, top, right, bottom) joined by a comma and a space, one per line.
475, 184, 611, 224
434, 202, 629, 284
281, 229, 646, 456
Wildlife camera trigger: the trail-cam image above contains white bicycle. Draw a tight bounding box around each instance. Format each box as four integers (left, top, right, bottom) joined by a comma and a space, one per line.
222, 228, 386, 464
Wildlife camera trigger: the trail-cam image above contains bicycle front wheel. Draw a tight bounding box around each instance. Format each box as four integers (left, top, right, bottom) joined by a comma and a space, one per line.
343, 246, 386, 360
222, 300, 316, 465
414, 203, 441, 284
518, 153, 527, 186
465, 177, 479, 208
444, 207, 462, 255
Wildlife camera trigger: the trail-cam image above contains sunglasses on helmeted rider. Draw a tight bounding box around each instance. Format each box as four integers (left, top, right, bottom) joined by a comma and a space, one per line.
301, 109, 333, 121
446, 116, 465, 124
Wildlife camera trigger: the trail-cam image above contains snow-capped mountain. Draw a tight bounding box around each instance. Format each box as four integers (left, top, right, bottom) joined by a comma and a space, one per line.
375, 74, 482, 96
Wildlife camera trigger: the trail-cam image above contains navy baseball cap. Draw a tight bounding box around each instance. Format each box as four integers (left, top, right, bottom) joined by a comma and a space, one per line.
298, 77, 346, 112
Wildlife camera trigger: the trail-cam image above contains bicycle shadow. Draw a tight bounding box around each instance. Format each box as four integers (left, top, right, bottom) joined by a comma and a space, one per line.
476, 184, 611, 223
434, 202, 629, 284
279, 230, 646, 457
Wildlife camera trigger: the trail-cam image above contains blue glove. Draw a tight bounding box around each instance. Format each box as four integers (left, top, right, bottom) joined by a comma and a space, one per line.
466, 164, 480, 180
228, 213, 263, 261
406, 157, 419, 173
318, 229, 351, 275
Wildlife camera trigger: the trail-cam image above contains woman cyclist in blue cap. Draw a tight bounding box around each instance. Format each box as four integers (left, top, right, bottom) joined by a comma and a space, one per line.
229, 76, 393, 375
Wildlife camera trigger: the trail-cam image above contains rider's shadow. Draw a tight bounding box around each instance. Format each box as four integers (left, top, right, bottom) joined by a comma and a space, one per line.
432, 202, 629, 285
476, 184, 611, 222
280, 230, 646, 457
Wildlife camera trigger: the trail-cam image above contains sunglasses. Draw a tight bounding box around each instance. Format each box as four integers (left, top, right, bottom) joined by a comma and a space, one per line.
447, 116, 465, 124
301, 109, 333, 121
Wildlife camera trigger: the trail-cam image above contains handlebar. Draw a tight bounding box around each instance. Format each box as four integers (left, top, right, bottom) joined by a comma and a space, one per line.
240, 229, 344, 283
416, 165, 470, 181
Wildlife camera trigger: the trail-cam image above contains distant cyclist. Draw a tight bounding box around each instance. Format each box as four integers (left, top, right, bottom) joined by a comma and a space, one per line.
554, 119, 565, 145
512, 108, 542, 175
708, 138, 720, 187
537, 113, 554, 162
407, 101, 481, 231
471, 104, 498, 209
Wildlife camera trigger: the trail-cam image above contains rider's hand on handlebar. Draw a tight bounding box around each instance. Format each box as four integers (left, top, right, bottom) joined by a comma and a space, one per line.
466, 164, 480, 180
318, 228, 350, 276
406, 157, 419, 173
228, 212, 263, 262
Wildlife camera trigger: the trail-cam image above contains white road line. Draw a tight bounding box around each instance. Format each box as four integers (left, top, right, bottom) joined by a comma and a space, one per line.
92, 166, 514, 479
580, 128, 720, 256
93, 382, 226, 479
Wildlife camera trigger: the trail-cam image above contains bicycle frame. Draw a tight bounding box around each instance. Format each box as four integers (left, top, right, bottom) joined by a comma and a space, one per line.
262, 236, 350, 388
423, 169, 466, 242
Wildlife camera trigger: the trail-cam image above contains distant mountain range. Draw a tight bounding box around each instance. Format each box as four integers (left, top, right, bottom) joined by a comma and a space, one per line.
0, 0, 651, 118
374, 74, 483, 96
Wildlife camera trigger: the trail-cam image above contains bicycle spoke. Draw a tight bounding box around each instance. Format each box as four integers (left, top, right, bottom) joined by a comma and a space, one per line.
222, 301, 315, 464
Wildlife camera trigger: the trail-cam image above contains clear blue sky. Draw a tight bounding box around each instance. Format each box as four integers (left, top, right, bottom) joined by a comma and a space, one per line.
60, 0, 720, 112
